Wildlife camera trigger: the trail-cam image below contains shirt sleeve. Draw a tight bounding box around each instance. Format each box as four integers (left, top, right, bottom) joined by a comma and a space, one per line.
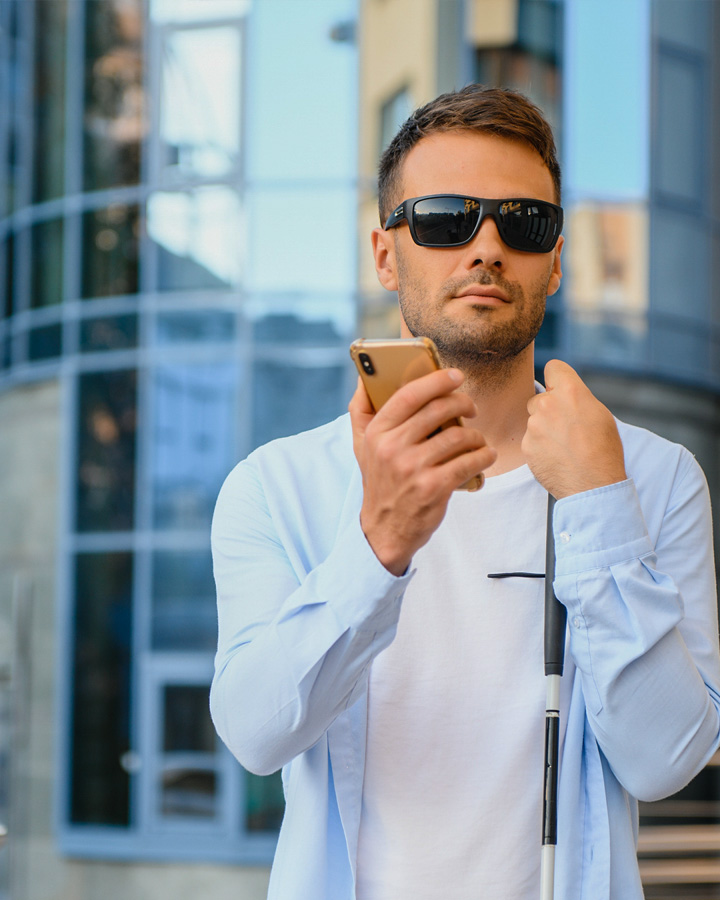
209, 457, 412, 776
553, 452, 720, 801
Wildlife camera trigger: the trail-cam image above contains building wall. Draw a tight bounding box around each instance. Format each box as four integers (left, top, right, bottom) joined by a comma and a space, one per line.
0, 380, 61, 900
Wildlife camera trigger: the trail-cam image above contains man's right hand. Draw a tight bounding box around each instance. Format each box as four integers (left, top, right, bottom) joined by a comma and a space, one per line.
348, 368, 496, 576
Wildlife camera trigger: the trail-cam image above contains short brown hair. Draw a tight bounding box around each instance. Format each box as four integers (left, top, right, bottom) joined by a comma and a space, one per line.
378, 84, 561, 222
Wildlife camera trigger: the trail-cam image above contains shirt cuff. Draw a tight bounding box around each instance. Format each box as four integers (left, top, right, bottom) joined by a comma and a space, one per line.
315, 511, 415, 633
553, 479, 654, 577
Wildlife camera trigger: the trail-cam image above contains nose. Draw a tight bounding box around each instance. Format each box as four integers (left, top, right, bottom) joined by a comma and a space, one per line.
461, 214, 506, 271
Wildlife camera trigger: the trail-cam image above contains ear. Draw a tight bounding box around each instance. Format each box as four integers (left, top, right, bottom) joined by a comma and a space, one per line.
371, 226, 398, 292
546, 235, 564, 297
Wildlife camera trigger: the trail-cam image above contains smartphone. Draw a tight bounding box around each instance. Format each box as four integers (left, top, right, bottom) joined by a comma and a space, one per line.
349, 337, 483, 492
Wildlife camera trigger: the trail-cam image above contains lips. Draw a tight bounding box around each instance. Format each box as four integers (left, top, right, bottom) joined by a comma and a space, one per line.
454, 285, 509, 304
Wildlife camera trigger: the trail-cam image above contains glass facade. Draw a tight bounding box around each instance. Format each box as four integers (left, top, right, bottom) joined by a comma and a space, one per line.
0, 0, 358, 865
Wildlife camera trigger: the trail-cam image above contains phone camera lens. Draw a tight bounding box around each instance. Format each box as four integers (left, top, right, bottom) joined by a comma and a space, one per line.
359, 353, 375, 375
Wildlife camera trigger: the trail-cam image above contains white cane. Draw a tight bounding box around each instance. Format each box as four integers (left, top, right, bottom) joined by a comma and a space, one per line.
541, 495, 566, 900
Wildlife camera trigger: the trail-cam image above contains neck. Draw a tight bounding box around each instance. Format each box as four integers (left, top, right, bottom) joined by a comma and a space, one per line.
456, 345, 537, 477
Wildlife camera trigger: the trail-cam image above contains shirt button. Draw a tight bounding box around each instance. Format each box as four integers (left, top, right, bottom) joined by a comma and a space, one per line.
572, 616, 582, 628
559, 531, 571, 544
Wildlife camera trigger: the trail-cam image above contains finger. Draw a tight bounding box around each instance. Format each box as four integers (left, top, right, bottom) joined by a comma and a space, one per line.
400, 393, 479, 445
421, 423, 489, 468
439, 444, 497, 490
543, 358, 583, 391
374, 368, 465, 430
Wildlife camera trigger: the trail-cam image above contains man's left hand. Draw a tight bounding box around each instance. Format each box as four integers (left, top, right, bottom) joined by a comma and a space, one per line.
522, 359, 627, 500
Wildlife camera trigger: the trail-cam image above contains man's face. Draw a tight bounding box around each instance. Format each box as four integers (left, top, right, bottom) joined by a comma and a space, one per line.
372, 131, 563, 378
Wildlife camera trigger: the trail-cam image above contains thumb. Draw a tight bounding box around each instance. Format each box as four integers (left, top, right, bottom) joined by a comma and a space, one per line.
543, 358, 580, 391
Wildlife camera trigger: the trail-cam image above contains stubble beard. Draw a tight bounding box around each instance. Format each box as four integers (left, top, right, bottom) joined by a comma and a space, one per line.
396, 253, 551, 388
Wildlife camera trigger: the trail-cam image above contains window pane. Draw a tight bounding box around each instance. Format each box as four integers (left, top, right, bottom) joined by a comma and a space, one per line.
28, 323, 62, 361
246, 770, 284, 833
162, 769, 216, 819
80, 314, 138, 353
71, 552, 133, 825
148, 188, 243, 291
83, 0, 145, 190
32, 0, 67, 201
151, 551, 217, 651
252, 311, 344, 346
380, 87, 412, 155
151, 363, 235, 529
252, 360, 347, 448
30, 218, 63, 308
2, 234, 13, 318
155, 311, 235, 345
159, 27, 241, 180
656, 52, 703, 204
160, 685, 218, 820
3, 1, 20, 214
76, 369, 137, 532
163, 686, 215, 753
81, 205, 140, 300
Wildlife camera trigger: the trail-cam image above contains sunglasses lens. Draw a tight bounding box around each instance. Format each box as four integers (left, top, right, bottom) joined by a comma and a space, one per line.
412, 197, 480, 246
498, 201, 560, 252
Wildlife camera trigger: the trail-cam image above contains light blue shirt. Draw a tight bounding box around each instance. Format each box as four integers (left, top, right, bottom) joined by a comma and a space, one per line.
211, 413, 720, 900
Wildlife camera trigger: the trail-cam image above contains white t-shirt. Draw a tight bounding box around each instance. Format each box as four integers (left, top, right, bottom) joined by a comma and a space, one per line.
356, 465, 574, 900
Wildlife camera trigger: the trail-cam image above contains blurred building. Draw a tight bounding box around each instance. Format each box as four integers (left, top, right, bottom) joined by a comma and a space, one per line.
1, 1, 719, 899
0, 0, 358, 897
358, 0, 720, 895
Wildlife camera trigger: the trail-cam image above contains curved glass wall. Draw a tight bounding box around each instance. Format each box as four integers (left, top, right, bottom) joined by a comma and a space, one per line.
0, 0, 358, 863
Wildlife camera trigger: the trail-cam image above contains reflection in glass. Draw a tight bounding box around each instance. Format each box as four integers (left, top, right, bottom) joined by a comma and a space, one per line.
159, 26, 240, 180
83, 0, 145, 190
155, 311, 235, 345
252, 313, 342, 346
31, 218, 64, 308
152, 363, 235, 529
252, 361, 347, 449
161, 769, 216, 819
82, 204, 140, 299
80, 314, 138, 353
76, 369, 137, 532
71, 552, 133, 825
33, 0, 67, 201
148, 188, 243, 291
152, 551, 217, 651
246, 771, 284, 832
160, 685, 217, 819
28, 323, 62, 361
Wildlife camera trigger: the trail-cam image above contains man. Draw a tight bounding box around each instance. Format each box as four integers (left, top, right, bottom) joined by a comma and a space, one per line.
210, 86, 720, 899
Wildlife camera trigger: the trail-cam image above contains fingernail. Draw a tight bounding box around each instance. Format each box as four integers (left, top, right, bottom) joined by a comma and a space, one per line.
448, 368, 464, 384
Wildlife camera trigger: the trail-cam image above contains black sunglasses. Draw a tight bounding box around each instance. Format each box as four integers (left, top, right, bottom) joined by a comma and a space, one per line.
384, 194, 564, 253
